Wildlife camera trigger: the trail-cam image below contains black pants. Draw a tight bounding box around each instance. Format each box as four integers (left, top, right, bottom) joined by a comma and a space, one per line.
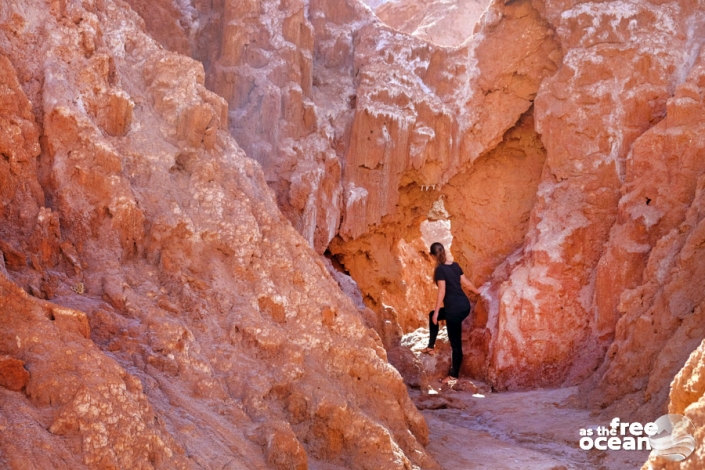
428, 308, 470, 378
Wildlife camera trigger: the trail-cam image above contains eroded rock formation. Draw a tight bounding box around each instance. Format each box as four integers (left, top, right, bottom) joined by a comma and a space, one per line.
328, 0, 560, 371
485, 0, 705, 394
650, 339, 705, 469
126, 0, 563, 388
0, 1, 435, 468
584, 33, 705, 423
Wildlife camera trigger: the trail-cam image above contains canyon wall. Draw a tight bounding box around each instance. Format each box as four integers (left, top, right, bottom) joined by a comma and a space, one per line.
128, 0, 369, 254
353, 1, 705, 422
479, 1, 705, 424
583, 29, 705, 424
316, 0, 705, 432
125, 0, 563, 383
0, 1, 436, 468
328, 0, 560, 365
651, 338, 705, 469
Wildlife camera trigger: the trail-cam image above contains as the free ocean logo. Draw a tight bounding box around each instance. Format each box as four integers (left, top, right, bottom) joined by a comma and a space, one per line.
579, 414, 696, 461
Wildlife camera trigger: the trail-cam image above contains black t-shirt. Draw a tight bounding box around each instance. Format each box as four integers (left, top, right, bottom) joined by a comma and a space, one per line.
434, 262, 471, 315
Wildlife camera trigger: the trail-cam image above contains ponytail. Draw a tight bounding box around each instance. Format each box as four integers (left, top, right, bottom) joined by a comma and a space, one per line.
429, 242, 446, 265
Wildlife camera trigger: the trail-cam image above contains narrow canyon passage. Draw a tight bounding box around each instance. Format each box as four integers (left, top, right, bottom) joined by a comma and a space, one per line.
414, 385, 650, 470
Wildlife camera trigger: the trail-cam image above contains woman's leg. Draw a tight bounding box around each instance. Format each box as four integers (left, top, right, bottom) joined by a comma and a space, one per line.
446, 309, 469, 377
427, 308, 447, 348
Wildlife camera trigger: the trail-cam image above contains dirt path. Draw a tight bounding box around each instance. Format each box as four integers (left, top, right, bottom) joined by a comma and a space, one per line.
411, 385, 650, 469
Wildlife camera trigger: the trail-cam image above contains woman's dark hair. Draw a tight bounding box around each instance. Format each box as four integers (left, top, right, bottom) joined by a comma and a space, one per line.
430, 242, 446, 265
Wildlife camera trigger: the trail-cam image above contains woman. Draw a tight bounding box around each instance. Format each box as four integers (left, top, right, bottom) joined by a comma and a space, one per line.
421, 242, 480, 384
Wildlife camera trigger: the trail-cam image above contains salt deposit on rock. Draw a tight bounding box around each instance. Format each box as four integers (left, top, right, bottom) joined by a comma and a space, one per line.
583, 33, 705, 425
373, 0, 492, 47
125, 0, 562, 388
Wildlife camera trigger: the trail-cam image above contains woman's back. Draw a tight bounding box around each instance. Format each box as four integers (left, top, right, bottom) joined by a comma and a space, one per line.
434, 262, 470, 314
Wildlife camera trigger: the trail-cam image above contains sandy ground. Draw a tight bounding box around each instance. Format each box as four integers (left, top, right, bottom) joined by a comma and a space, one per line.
412, 385, 650, 469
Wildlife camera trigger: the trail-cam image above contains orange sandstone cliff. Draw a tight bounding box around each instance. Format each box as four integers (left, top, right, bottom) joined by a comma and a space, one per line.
0, 1, 434, 468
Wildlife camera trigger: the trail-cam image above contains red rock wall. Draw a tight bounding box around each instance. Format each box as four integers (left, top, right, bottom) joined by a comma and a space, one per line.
0, 1, 436, 468
129, 0, 561, 385
123, 0, 705, 459
332, 0, 705, 426
582, 34, 705, 423
120, 0, 705, 419
645, 339, 705, 469
328, 0, 560, 362
486, 0, 705, 395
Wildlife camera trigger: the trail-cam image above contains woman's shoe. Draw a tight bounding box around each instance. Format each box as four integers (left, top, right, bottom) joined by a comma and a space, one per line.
420, 347, 435, 355
440, 376, 458, 385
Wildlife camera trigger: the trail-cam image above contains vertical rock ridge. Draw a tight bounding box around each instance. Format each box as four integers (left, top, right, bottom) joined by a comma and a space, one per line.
486, 0, 705, 392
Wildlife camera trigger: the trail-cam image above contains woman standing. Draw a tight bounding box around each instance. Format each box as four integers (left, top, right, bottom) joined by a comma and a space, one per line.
421, 242, 480, 384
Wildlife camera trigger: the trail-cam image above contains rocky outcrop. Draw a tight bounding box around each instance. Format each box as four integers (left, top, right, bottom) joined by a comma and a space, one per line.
582, 33, 705, 422
486, 0, 705, 393
0, 1, 436, 468
343, 0, 705, 430
199, 0, 358, 253
124, 0, 560, 342
120, 0, 705, 421
328, 0, 560, 367
122, 0, 568, 395
645, 339, 705, 469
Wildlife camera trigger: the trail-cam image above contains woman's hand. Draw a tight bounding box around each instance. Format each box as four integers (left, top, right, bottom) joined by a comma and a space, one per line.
432, 310, 439, 325
460, 274, 480, 295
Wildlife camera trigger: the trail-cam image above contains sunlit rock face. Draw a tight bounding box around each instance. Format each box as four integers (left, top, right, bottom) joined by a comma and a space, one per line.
372, 0, 492, 47
582, 34, 705, 424
486, 0, 705, 397
328, 0, 560, 374
127, 0, 369, 254
124, 0, 561, 384
0, 1, 437, 468
327, 0, 705, 426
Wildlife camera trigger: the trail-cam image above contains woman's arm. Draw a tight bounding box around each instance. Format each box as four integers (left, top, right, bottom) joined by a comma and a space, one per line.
460, 274, 480, 295
433, 280, 445, 325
